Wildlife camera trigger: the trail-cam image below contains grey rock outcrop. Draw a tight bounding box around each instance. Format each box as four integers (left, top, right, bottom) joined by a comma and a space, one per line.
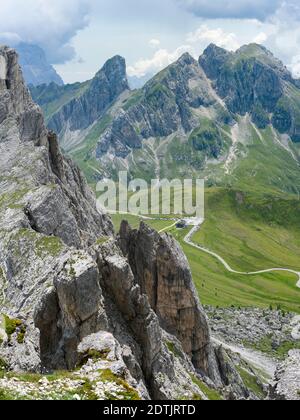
96, 238, 203, 399
118, 221, 222, 385
271, 350, 300, 400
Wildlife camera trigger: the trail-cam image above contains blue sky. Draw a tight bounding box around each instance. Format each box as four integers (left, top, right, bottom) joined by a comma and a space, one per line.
1, 0, 300, 83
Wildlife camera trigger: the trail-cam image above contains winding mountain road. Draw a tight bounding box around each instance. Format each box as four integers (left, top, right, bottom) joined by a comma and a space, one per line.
113, 212, 300, 288
183, 223, 300, 289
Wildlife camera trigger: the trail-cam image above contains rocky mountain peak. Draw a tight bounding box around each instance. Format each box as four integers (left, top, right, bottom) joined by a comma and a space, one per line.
30, 42, 300, 188
176, 52, 197, 66
199, 43, 231, 80
94, 48, 222, 163
99, 55, 127, 76
47, 55, 130, 136
94, 55, 129, 97
0, 45, 48, 143
235, 43, 292, 79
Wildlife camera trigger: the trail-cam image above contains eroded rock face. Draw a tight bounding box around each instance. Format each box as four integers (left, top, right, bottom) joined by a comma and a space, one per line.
48, 55, 129, 134
199, 44, 284, 116
96, 239, 209, 399
0, 46, 112, 370
96, 53, 222, 160
118, 221, 222, 386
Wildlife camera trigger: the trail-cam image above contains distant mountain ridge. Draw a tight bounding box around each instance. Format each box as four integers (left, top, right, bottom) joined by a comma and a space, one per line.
31, 43, 300, 196
30, 55, 130, 152
16, 43, 64, 87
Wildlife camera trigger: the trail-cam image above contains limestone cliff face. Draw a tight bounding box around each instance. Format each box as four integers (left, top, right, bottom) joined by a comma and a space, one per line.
118, 221, 221, 384
0, 46, 248, 400
199, 43, 300, 140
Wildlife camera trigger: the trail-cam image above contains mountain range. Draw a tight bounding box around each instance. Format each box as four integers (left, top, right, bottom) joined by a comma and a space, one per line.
30, 43, 300, 199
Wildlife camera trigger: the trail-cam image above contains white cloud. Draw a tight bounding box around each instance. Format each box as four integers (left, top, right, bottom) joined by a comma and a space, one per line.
128, 45, 196, 77
0, 0, 92, 64
260, 2, 300, 75
128, 23, 248, 78
187, 25, 240, 51
0, 32, 22, 45
253, 32, 268, 44
149, 39, 161, 49
288, 55, 300, 77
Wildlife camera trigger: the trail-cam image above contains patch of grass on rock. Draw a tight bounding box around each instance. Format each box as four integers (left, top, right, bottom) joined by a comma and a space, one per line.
190, 375, 223, 401
100, 369, 141, 400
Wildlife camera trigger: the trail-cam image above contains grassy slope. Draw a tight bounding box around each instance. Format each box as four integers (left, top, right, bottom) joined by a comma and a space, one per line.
108, 120, 300, 314
194, 188, 300, 272
174, 226, 300, 314
111, 195, 300, 314
35, 81, 91, 123
69, 115, 113, 189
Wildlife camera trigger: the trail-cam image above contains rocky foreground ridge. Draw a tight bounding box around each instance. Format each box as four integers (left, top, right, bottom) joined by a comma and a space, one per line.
0, 46, 258, 400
